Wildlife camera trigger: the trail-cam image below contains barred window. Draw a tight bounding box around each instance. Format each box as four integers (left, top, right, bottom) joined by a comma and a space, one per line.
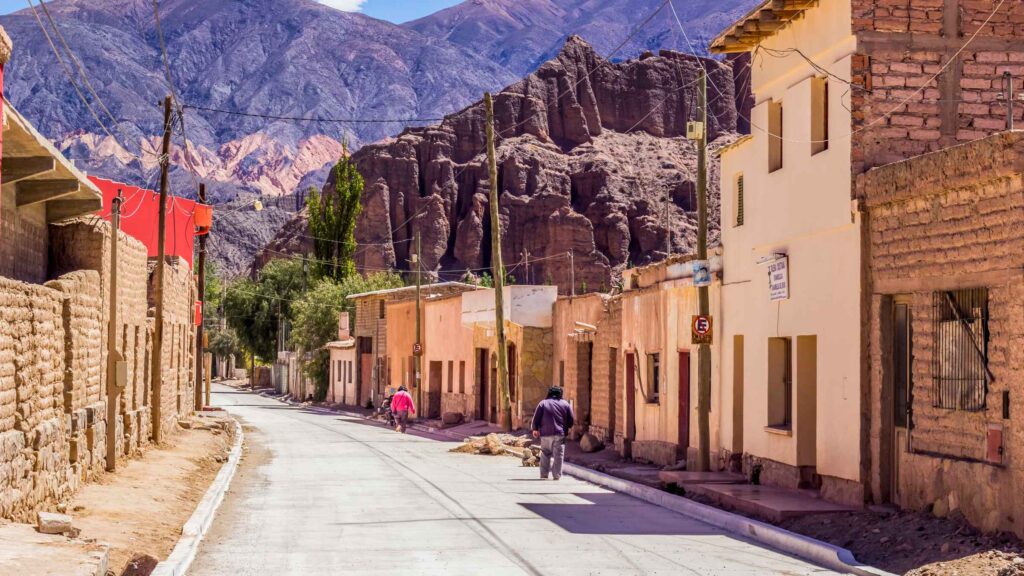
734, 174, 745, 227
932, 289, 989, 411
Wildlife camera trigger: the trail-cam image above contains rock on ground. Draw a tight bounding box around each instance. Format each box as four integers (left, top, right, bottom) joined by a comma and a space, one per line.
37, 511, 74, 535
579, 433, 604, 453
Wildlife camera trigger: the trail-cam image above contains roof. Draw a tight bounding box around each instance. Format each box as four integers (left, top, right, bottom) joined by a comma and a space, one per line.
709, 0, 819, 54
3, 98, 103, 222
347, 281, 479, 301
325, 338, 356, 350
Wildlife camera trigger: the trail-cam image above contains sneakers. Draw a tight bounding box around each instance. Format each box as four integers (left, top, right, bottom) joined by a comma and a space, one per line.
552, 476, 561, 481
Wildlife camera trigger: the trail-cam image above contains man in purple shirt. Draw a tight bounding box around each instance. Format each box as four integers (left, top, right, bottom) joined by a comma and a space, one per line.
531, 387, 575, 480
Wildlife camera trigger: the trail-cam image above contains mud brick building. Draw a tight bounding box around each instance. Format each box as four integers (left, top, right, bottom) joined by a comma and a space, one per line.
551, 294, 622, 444
860, 131, 1024, 537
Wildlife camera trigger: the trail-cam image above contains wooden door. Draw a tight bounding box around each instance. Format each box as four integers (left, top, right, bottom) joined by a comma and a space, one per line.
428, 361, 443, 419
576, 342, 593, 429
678, 351, 691, 451
476, 349, 488, 420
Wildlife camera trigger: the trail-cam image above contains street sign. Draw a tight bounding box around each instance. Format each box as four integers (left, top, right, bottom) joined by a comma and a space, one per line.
691, 259, 711, 287
413, 342, 423, 356
768, 256, 789, 302
692, 315, 713, 345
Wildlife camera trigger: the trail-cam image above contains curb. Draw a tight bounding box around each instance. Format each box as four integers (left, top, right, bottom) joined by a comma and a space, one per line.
277, 398, 893, 575
561, 463, 894, 576
151, 418, 245, 576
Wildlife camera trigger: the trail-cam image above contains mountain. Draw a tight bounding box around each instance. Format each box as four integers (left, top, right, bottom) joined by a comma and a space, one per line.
0, 0, 517, 275
406, 0, 756, 76
257, 38, 740, 290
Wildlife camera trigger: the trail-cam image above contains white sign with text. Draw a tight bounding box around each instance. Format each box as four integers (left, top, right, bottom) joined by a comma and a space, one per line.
768, 256, 789, 302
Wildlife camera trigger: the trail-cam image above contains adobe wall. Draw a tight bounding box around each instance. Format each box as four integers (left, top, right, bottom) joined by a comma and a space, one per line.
0, 196, 48, 284
51, 219, 152, 457
150, 256, 196, 437
0, 277, 74, 521
859, 132, 1024, 536
852, 0, 1024, 173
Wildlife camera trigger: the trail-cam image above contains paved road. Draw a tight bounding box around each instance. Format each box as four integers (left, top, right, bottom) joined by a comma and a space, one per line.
191, 384, 839, 575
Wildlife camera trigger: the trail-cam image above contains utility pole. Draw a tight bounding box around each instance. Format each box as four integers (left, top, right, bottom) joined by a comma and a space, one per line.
485, 92, 512, 432
414, 230, 422, 401
105, 191, 124, 471
1004, 72, 1015, 130
523, 249, 530, 285
569, 249, 575, 298
150, 95, 173, 444
195, 183, 207, 411
696, 70, 712, 472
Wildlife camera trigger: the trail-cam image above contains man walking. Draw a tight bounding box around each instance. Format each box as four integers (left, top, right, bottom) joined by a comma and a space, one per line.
391, 385, 415, 433
531, 387, 574, 480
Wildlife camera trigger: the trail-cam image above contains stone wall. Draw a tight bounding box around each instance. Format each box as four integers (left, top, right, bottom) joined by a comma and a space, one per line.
851, 0, 1024, 173
859, 132, 1024, 536
0, 277, 75, 521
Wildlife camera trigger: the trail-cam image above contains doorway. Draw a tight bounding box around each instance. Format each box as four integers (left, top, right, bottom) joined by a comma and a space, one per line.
608, 348, 618, 437
882, 296, 912, 503
576, 342, 593, 431
678, 350, 691, 454
490, 352, 498, 423
475, 348, 488, 421
625, 352, 636, 455
428, 361, 443, 419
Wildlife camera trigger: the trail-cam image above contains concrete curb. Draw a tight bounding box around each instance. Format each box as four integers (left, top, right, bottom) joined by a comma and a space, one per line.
561, 463, 895, 576
151, 418, 245, 576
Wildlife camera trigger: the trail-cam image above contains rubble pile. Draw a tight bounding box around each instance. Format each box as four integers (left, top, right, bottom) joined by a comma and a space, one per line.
907, 551, 1024, 576
449, 433, 540, 467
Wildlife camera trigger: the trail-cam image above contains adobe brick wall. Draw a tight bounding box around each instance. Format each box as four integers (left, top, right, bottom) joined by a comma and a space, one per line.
851, 0, 1024, 173
0, 276, 76, 522
149, 256, 197, 437
859, 132, 1024, 536
51, 219, 152, 459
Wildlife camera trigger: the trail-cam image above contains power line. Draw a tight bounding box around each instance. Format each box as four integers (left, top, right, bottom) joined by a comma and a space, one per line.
668, 0, 1009, 145
151, 0, 201, 187
182, 104, 445, 124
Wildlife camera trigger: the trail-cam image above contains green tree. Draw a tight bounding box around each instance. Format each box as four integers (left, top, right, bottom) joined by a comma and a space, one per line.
290, 271, 404, 400
223, 259, 306, 363
307, 151, 364, 282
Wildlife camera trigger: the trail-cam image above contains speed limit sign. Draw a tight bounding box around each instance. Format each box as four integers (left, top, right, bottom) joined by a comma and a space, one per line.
691, 315, 713, 345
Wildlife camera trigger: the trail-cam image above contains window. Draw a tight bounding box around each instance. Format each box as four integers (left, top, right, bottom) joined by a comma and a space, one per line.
447, 360, 454, 393
734, 173, 745, 227
811, 77, 829, 155
646, 353, 660, 403
378, 300, 385, 319
767, 337, 792, 429
337, 360, 342, 383
559, 361, 565, 388
768, 100, 783, 173
933, 288, 988, 411
459, 361, 466, 394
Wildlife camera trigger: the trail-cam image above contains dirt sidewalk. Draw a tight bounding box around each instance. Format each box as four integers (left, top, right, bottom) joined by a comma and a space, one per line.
66, 414, 235, 574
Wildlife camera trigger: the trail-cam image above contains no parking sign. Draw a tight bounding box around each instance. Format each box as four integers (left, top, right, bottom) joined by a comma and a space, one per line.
692, 315, 713, 345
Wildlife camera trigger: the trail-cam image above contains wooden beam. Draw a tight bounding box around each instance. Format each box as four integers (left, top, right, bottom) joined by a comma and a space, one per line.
2, 156, 55, 183
47, 198, 102, 222
16, 179, 80, 207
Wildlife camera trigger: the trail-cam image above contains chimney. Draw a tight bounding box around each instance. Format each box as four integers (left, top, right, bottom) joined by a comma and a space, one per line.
338, 311, 350, 340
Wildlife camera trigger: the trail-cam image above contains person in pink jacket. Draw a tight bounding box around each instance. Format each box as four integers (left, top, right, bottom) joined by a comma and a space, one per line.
390, 385, 416, 433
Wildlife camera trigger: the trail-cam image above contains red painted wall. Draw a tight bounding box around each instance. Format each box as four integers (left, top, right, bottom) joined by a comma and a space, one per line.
91, 176, 197, 269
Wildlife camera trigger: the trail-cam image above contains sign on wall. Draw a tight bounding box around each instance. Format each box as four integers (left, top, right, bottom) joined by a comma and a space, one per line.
691, 260, 711, 287
768, 256, 789, 302
692, 315, 713, 345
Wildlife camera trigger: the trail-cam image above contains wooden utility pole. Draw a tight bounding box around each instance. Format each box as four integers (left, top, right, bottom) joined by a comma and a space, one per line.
696, 70, 712, 472
150, 95, 173, 444
485, 93, 512, 432
105, 191, 124, 471
569, 250, 575, 297
414, 230, 422, 399
195, 183, 207, 411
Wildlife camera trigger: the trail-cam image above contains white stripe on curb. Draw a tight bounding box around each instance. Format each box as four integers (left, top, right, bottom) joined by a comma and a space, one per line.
151, 418, 245, 576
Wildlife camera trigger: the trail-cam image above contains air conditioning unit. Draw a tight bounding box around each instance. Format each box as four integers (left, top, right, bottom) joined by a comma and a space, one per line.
686, 121, 705, 141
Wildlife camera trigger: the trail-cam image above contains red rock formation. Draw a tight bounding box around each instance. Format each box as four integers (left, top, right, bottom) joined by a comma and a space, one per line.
339, 37, 740, 294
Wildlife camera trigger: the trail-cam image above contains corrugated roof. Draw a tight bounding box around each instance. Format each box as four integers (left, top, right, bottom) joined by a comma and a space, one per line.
346, 281, 479, 300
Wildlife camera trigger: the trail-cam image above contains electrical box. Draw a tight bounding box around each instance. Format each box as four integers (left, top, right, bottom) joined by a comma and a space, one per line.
686, 121, 705, 141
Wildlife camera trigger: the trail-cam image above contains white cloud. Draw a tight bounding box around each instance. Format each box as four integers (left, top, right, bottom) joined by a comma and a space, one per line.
315, 0, 367, 11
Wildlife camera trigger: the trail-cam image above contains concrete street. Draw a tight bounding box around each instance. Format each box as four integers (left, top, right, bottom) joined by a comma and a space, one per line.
190, 384, 839, 575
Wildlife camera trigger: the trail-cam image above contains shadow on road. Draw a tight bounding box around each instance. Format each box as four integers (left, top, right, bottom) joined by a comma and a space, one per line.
520, 493, 721, 536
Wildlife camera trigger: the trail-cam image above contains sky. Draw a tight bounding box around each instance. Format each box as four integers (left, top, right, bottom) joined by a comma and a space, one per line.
0, 0, 464, 23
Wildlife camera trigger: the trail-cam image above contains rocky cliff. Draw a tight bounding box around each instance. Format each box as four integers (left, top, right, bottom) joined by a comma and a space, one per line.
335, 37, 740, 293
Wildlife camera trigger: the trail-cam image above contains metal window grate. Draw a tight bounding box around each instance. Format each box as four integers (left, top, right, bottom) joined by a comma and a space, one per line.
932, 288, 989, 411
735, 174, 745, 227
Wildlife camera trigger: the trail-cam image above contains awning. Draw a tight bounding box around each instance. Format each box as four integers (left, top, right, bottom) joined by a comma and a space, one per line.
2, 98, 102, 222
